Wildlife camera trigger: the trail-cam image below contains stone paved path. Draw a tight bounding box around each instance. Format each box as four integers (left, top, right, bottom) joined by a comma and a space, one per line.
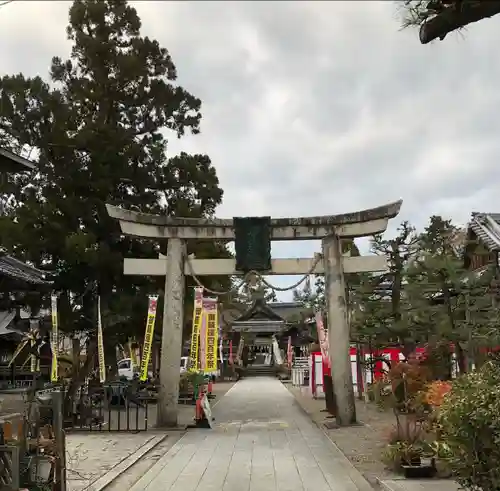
130, 377, 372, 491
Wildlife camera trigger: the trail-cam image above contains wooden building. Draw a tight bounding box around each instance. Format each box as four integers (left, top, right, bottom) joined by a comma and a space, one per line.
465, 213, 500, 272
0, 147, 53, 386
226, 292, 313, 376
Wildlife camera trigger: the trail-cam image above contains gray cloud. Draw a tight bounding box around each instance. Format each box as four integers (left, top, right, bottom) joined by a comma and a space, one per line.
2, 1, 500, 296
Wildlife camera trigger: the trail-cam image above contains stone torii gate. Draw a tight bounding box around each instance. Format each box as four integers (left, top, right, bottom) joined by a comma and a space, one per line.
106, 200, 402, 427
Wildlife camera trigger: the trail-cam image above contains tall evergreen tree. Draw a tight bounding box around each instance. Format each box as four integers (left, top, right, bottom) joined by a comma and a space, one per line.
0, 0, 229, 346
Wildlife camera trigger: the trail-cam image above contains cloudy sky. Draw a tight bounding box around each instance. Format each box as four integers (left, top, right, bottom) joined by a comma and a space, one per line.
1, 1, 499, 297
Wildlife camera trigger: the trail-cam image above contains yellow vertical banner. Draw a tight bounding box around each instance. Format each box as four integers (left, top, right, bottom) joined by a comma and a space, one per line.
204, 298, 218, 373
50, 295, 59, 382
188, 287, 204, 372
97, 296, 106, 383
140, 295, 159, 382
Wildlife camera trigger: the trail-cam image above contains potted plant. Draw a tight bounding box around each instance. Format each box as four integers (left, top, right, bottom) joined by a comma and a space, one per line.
400, 440, 436, 478
382, 382, 437, 478
429, 440, 452, 478
421, 380, 453, 478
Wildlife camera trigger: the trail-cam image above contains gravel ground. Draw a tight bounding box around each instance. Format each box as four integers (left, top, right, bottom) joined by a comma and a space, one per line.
287, 384, 396, 488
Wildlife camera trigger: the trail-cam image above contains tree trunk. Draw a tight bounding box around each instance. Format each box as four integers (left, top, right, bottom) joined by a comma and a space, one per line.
105, 341, 118, 379
71, 336, 80, 379
455, 342, 467, 375
63, 336, 97, 418
323, 374, 337, 415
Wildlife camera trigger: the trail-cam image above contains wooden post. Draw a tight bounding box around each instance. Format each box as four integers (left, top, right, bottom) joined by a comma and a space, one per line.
361, 358, 370, 403
157, 239, 185, 427
322, 234, 356, 426
53, 390, 67, 491
355, 343, 364, 401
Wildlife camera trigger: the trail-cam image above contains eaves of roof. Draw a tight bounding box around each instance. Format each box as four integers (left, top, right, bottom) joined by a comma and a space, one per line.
469, 213, 500, 252
0, 254, 51, 285
0, 147, 35, 172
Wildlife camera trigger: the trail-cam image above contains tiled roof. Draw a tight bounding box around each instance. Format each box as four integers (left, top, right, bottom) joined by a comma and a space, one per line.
0, 147, 35, 172
0, 255, 51, 285
0, 310, 16, 334
233, 297, 285, 323
469, 213, 500, 251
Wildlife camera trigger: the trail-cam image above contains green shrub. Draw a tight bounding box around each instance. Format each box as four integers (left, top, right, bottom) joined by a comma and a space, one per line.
438, 362, 500, 491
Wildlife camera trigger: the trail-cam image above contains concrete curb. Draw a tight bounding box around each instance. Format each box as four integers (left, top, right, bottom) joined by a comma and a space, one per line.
286, 383, 374, 491
376, 478, 461, 491
82, 433, 169, 491
376, 477, 405, 491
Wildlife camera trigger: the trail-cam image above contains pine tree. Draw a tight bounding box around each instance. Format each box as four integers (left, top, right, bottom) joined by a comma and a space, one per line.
407, 216, 500, 374
351, 221, 419, 356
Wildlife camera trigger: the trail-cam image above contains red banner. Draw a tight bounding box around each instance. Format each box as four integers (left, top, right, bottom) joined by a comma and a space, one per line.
315, 310, 331, 375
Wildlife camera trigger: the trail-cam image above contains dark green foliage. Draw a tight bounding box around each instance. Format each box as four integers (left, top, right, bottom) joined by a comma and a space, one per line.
0, 0, 229, 342
439, 363, 500, 491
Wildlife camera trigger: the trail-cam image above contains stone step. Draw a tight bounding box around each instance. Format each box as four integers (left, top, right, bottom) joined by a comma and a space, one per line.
245, 366, 277, 377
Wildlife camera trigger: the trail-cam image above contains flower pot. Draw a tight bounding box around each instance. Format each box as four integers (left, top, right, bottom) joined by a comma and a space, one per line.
434, 458, 452, 478
402, 456, 421, 467
402, 464, 436, 479
30, 455, 53, 482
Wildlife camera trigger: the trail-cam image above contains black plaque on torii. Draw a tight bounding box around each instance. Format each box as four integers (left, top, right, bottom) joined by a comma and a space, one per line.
233, 216, 272, 273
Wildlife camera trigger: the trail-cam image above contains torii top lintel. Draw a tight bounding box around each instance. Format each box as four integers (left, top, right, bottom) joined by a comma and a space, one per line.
105, 200, 403, 241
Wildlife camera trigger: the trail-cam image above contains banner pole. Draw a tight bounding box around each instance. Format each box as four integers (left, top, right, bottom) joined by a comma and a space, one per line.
97, 296, 106, 383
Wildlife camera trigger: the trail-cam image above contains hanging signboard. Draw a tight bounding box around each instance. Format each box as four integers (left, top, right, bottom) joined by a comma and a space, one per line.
188, 287, 204, 371
97, 296, 106, 383
50, 295, 59, 382
140, 295, 159, 382
204, 298, 218, 373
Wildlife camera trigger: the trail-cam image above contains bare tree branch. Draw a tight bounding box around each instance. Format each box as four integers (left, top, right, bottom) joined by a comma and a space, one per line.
420, 0, 500, 44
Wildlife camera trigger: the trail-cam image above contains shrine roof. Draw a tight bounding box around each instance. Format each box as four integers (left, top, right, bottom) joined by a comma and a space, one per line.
0, 148, 35, 173
469, 213, 500, 251
0, 254, 51, 285
233, 297, 285, 323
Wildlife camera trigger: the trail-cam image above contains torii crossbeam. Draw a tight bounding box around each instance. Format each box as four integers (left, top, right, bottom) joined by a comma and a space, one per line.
106, 200, 402, 427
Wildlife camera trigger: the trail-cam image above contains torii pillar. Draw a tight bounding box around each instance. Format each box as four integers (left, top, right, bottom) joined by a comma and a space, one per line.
106, 200, 402, 427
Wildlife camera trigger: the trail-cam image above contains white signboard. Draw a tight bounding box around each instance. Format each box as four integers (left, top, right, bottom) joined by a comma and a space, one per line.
201, 394, 213, 428
272, 336, 283, 365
